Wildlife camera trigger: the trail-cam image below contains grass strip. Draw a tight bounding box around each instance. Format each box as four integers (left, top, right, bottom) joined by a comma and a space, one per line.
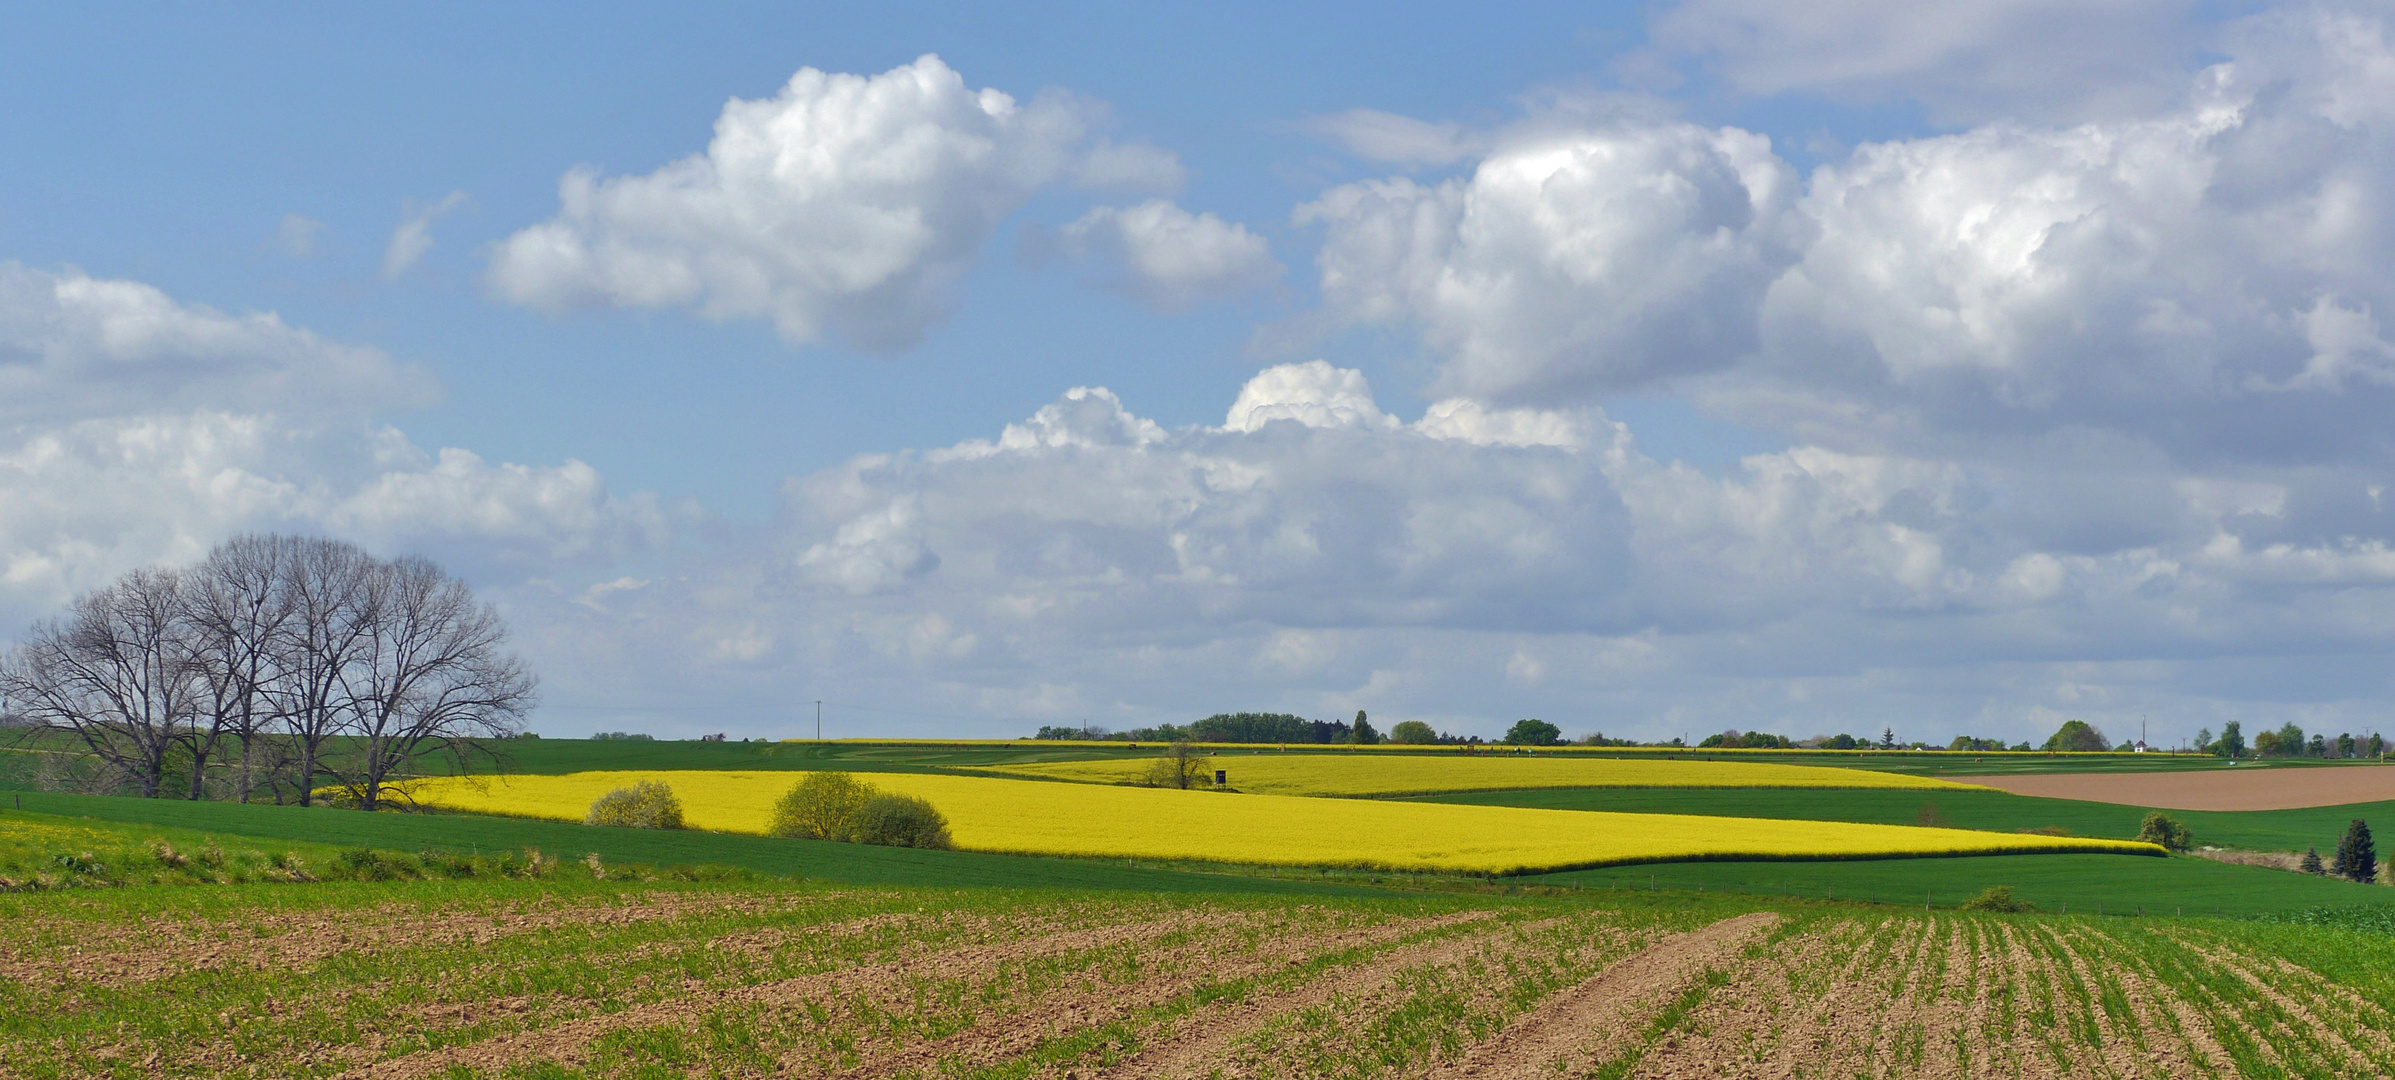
1, 791, 1379, 896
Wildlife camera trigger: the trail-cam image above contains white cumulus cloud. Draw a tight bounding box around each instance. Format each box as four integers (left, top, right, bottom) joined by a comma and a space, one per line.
488, 54, 1165, 350
512, 359, 2395, 745
1053, 200, 1281, 310
1298, 121, 1802, 403
0, 267, 670, 626
0, 262, 435, 423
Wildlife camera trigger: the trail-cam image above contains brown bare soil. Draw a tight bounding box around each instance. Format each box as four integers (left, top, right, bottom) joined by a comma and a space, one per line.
1597, 915, 2395, 1079
345, 906, 1275, 1079
28, 883, 2395, 1080
856, 909, 1503, 1079
1421, 911, 1780, 1080
0, 889, 856, 989
1973, 763, 2395, 810
1104, 911, 1524, 1080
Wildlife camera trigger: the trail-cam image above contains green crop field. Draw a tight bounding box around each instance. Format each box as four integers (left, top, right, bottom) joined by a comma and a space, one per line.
7, 862, 2395, 1078
1533, 850, 2389, 918
0, 792, 1386, 897
11, 734, 2395, 1077
1419, 784, 2395, 853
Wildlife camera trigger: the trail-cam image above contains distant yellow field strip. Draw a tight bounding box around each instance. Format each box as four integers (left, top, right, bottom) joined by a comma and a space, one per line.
982, 754, 1988, 797
404, 770, 2147, 875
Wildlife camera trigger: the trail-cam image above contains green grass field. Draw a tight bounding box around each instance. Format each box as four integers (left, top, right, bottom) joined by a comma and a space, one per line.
11, 735, 2395, 917
1532, 851, 2390, 918
0, 792, 1386, 896
1417, 785, 2395, 853
13, 787, 2385, 917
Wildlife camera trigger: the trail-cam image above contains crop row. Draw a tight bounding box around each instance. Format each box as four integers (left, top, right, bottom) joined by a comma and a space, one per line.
0, 878, 1739, 1079
11, 878, 2391, 1079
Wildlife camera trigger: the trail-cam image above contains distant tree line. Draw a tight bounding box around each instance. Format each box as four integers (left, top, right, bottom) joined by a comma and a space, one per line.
2196, 720, 2382, 759
1035, 711, 1389, 745
0, 535, 534, 809
1024, 713, 2347, 756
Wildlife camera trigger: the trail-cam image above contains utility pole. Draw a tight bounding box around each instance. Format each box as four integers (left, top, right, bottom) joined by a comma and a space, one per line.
816, 700, 823, 741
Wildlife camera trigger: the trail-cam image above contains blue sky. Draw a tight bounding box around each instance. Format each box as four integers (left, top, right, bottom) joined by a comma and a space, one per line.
6, 0, 2391, 744
0, 1, 1871, 510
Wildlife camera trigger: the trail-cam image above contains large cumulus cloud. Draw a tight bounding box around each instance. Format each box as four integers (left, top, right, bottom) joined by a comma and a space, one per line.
488, 54, 1183, 349
1213, 5, 2395, 742
1298, 120, 1803, 403
1310, 6, 2395, 476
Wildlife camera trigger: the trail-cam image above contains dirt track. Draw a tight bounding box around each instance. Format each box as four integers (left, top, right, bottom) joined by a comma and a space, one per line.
1971, 763, 2395, 810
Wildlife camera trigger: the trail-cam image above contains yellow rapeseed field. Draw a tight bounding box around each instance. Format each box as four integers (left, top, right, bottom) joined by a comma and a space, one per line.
401, 770, 2152, 874
982, 753, 1986, 797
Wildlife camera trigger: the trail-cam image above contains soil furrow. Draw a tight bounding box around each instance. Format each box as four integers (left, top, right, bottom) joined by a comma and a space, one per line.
1616, 915, 1836, 1078
1091, 911, 1536, 1080
341, 907, 1276, 1079
0, 889, 888, 989
1415, 910, 1779, 1080
853, 910, 1508, 1079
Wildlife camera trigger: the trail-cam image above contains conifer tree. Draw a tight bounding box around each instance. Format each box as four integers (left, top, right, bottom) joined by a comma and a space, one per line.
2336, 819, 2377, 884
2301, 847, 2325, 875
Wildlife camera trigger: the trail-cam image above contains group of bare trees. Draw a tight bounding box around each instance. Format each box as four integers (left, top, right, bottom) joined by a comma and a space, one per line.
0, 535, 535, 809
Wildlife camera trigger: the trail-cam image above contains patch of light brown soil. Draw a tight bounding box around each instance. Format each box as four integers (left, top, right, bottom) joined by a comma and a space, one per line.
0, 889, 856, 989
344, 906, 1279, 1079
1972, 764, 2395, 810
1420, 911, 1780, 1080
1611, 914, 2281, 1080
1100, 910, 1533, 1080
856, 909, 1505, 1079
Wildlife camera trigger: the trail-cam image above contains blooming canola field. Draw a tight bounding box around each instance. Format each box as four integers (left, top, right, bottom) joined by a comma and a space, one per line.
984, 753, 1988, 797
402, 770, 2156, 875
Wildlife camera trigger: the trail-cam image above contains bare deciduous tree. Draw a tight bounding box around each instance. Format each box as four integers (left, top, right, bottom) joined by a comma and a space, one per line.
185, 535, 296, 802
1, 534, 537, 806
273, 538, 379, 807
1, 568, 199, 798
1144, 739, 1213, 789
332, 555, 535, 811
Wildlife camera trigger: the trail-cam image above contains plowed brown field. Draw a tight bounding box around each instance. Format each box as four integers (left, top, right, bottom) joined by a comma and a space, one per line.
6, 881, 2394, 1078
1974, 763, 2395, 810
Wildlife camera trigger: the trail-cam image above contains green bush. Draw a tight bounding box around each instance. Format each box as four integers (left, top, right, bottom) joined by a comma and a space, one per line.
1387, 720, 1438, 744
1959, 885, 2040, 913
584, 780, 685, 830
851, 793, 954, 849
1503, 719, 1563, 746
768, 771, 877, 840
2042, 720, 2110, 752
2136, 812, 2193, 852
